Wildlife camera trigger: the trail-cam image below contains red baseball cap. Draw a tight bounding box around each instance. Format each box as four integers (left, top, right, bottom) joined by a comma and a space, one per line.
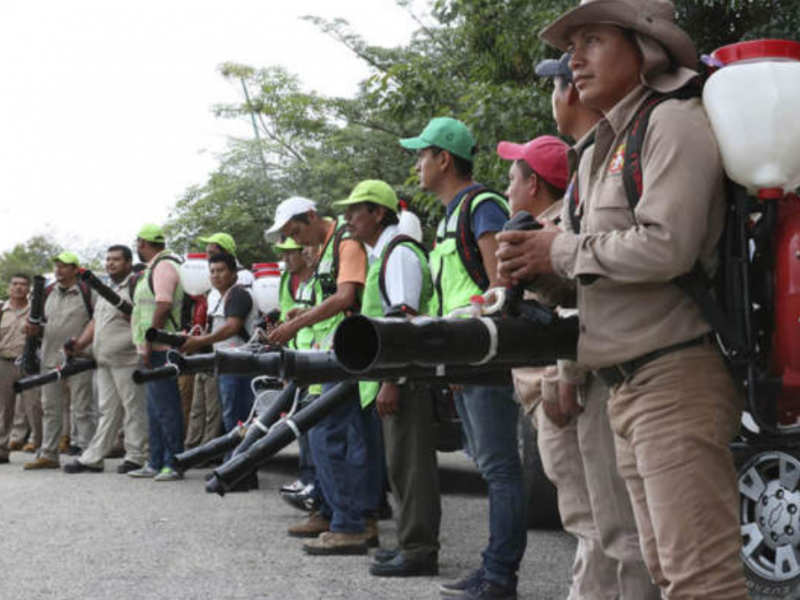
496, 135, 570, 191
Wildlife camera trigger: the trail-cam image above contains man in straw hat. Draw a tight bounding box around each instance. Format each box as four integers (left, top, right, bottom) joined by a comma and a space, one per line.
497, 1, 748, 598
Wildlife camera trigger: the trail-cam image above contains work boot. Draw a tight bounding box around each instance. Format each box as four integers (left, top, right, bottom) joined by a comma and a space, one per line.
8, 440, 23, 451
23, 456, 60, 470
57, 435, 70, 454
288, 512, 330, 538
302, 531, 369, 556
21, 442, 38, 453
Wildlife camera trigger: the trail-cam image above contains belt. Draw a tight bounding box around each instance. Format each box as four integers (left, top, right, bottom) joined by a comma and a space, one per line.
596, 335, 711, 389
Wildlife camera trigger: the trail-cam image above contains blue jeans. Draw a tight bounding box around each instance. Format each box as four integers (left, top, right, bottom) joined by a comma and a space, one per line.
217, 374, 255, 433
144, 351, 185, 470
309, 383, 376, 533
297, 391, 318, 486
455, 384, 527, 591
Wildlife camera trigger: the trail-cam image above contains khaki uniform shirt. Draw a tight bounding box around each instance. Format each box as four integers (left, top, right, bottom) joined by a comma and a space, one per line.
0, 302, 29, 359
551, 85, 725, 368
41, 284, 95, 368
93, 274, 138, 368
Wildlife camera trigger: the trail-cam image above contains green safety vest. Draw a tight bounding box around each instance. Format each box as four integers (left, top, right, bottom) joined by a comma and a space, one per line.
278, 271, 315, 351
358, 234, 432, 408
429, 191, 508, 317
308, 217, 361, 351
131, 251, 185, 345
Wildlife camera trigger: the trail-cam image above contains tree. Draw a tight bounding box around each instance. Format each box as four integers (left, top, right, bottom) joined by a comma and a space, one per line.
166, 0, 800, 246
0, 235, 62, 299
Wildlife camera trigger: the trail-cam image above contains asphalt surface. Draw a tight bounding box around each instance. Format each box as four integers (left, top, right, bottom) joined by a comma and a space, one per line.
0, 447, 574, 600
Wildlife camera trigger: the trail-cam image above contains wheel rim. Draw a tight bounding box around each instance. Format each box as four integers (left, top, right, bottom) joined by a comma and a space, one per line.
739, 451, 800, 582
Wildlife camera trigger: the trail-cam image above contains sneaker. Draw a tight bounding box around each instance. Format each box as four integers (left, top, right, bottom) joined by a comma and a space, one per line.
280, 479, 305, 494
127, 464, 159, 478
440, 569, 484, 597
154, 467, 184, 482
302, 531, 369, 556
63, 460, 103, 474
281, 483, 317, 512
117, 461, 142, 474
447, 580, 517, 600
22, 456, 60, 470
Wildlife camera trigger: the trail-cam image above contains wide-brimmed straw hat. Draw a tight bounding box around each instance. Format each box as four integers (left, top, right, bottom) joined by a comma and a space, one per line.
539, 0, 697, 70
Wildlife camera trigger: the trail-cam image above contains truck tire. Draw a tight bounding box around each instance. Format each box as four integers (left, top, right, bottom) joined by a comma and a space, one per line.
519, 410, 562, 530
735, 447, 800, 600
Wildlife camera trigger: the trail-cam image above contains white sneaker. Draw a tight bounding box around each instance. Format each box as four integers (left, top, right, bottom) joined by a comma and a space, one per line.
127, 464, 159, 478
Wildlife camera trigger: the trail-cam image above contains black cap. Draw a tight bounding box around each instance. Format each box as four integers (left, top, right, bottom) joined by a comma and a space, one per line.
535, 53, 572, 83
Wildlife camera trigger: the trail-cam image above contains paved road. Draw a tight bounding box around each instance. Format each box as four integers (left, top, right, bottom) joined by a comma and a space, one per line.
0, 448, 574, 600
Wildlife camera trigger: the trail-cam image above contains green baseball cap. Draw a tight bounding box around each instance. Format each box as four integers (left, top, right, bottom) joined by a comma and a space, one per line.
333, 180, 399, 214
274, 237, 303, 251
399, 117, 476, 162
137, 223, 166, 244
199, 232, 236, 256
53, 251, 80, 266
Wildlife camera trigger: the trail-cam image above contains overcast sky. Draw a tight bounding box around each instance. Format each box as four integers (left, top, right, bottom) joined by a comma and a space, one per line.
0, 0, 419, 256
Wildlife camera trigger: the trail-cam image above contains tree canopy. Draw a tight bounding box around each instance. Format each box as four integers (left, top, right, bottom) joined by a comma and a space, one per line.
158, 0, 800, 266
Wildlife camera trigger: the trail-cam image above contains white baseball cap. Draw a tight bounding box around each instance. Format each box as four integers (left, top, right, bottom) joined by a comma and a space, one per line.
264, 196, 317, 242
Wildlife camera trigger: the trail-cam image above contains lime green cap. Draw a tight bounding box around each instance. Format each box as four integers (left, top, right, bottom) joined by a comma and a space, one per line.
333, 180, 399, 213
53, 251, 80, 266
399, 117, 476, 162
137, 223, 165, 244
274, 237, 303, 251
199, 232, 236, 256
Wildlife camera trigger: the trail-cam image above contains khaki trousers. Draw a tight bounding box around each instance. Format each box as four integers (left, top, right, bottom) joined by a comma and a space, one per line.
0, 360, 41, 456
608, 343, 748, 600
184, 373, 222, 449
534, 375, 658, 600
9, 384, 42, 448
80, 365, 148, 467
40, 369, 96, 461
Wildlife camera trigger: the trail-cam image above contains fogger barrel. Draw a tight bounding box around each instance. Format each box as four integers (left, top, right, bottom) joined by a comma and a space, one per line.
132, 364, 179, 384
14, 358, 97, 393
207, 381, 356, 496
174, 382, 298, 473
145, 328, 187, 348
131, 352, 214, 384
20, 275, 47, 376
214, 348, 513, 386
81, 270, 133, 316
333, 310, 578, 374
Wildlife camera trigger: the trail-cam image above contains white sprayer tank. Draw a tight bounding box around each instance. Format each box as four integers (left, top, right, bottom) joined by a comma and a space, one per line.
703, 40, 800, 198
251, 263, 282, 314
398, 208, 424, 243
179, 253, 212, 296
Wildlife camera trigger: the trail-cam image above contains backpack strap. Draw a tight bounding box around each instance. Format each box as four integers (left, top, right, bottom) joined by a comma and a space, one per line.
330, 224, 349, 286
378, 235, 428, 309
148, 254, 183, 330
620, 81, 747, 356
455, 186, 509, 290
77, 280, 94, 318
621, 82, 702, 214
